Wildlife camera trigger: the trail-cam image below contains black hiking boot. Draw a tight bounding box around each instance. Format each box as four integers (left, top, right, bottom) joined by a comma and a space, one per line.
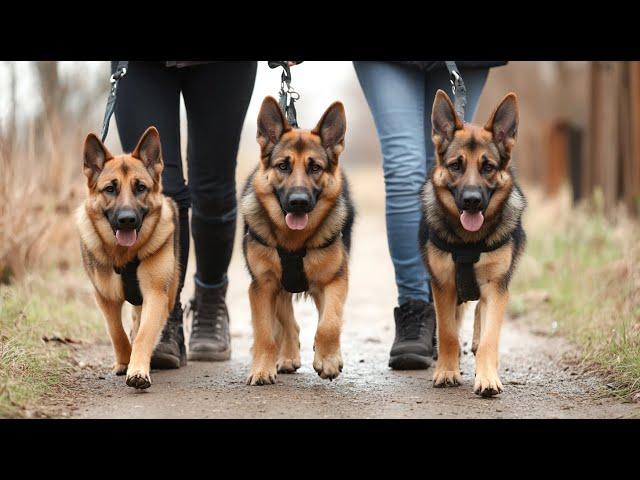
388, 299, 436, 370
150, 303, 187, 369
187, 280, 231, 361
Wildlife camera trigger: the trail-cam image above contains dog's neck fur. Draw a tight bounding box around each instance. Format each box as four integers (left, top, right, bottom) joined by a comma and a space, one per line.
422, 172, 526, 247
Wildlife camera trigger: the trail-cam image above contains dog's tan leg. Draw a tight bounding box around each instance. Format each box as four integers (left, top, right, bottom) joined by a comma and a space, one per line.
247, 277, 279, 385
312, 275, 347, 381
432, 282, 461, 387
130, 305, 141, 343
126, 291, 169, 389
275, 291, 301, 374
471, 301, 483, 355
473, 283, 508, 397
95, 293, 130, 375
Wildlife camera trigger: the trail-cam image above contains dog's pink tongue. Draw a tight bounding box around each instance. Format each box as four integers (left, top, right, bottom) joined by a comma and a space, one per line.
460, 211, 484, 232
285, 213, 309, 230
115, 229, 137, 247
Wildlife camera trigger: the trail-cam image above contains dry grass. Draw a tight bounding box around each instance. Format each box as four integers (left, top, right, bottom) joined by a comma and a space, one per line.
0, 61, 107, 416
511, 186, 640, 400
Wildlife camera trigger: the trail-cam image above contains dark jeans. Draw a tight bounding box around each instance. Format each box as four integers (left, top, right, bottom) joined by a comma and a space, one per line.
112, 61, 257, 307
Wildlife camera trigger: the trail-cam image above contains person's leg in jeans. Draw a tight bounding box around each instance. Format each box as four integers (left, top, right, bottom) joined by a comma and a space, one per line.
353, 61, 488, 369
180, 61, 257, 361
112, 61, 190, 368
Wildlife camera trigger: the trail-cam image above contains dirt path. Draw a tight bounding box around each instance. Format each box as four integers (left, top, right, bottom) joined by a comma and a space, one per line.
58, 199, 638, 419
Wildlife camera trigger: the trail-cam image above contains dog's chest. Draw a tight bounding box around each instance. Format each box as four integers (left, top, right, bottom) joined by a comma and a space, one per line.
248, 241, 343, 290
427, 243, 512, 288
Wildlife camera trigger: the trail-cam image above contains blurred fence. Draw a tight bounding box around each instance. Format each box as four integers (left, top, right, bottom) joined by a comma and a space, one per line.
479, 61, 640, 215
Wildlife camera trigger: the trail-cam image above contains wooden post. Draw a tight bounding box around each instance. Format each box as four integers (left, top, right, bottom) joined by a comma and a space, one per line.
627, 62, 640, 215
546, 121, 569, 195
587, 61, 622, 211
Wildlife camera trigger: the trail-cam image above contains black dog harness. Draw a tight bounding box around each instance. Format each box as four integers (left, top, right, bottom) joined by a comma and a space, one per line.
247, 228, 341, 293
428, 233, 510, 304
113, 258, 143, 306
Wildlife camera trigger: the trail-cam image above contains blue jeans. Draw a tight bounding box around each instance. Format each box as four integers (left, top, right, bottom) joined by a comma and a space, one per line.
353, 61, 489, 305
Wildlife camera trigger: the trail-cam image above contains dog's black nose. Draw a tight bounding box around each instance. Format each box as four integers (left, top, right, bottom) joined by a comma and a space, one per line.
286, 191, 311, 212
461, 188, 483, 211
116, 210, 138, 228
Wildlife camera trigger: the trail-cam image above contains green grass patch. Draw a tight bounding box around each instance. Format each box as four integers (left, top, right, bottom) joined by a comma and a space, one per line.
511, 189, 640, 400
0, 267, 104, 417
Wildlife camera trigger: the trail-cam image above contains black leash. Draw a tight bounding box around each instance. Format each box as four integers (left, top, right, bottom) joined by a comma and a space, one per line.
268, 61, 300, 128
445, 61, 467, 120
100, 61, 129, 142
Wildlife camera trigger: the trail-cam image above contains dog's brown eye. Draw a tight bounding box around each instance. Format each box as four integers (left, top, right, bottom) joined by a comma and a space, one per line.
104, 185, 116, 194
278, 162, 290, 172
482, 162, 495, 174
309, 164, 322, 174
448, 158, 462, 172
136, 183, 147, 193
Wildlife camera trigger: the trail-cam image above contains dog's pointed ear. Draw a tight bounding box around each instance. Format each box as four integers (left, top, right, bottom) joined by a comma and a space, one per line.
83, 133, 113, 186
257, 96, 290, 163
431, 89, 463, 157
484, 93, 518, 163
132, 127, 163, 179
312, 101, 346, 165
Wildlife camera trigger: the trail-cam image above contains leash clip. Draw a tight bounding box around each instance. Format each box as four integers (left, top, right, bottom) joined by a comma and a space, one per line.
109, 67, 128, 96
449, 69, 461, 95
272, 61, 300, 128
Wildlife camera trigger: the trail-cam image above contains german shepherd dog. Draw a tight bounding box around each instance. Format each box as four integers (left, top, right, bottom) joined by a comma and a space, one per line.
241, 96, 355, 386
76, 127, 180, 390
420, 91, 526, 397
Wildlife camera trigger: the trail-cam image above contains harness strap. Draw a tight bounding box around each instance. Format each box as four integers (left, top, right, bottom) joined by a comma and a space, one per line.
246, 226, 341, 293
445, 61, 467, 120
100, 61, 129, 142
113, 257, 143, 306
428, 232, 510, 304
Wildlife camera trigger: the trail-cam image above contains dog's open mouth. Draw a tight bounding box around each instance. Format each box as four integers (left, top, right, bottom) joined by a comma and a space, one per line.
460, 210, 484, 232
115, 229, 138, 247
285, 212, 309, 230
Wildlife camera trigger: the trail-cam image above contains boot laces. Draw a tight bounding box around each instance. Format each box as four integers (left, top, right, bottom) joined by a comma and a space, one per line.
190, 297, 228, 339
160, 307, 182, 344
397, 302, 428, 340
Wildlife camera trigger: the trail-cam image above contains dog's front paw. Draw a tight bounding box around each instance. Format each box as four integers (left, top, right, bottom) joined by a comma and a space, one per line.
126, 368, 151, 389
433, 367, 462, 387
247, 364, 277, 386
112, 363, 128, 376
277, 356, 301, 374
313, 351, 343, 381
473, 368, 503, 397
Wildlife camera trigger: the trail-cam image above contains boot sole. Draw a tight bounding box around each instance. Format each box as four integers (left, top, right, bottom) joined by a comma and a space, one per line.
389, 353, 433, 370
150, 352, 185, 370
187, 348, 231, 362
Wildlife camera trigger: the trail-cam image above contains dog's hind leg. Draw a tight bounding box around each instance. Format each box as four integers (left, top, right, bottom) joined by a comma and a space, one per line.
95, 292, 130, 376
471, 301, 483, 356
275, 292, 301, 374
130, 306, 141, 344
247, 277, 280, 385
432, 283, 461, 387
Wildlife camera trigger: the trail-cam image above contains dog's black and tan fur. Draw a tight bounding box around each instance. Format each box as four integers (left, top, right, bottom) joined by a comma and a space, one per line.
76, 127, 180, 390
241, 96, 355, 386
420, 90, 526, 397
